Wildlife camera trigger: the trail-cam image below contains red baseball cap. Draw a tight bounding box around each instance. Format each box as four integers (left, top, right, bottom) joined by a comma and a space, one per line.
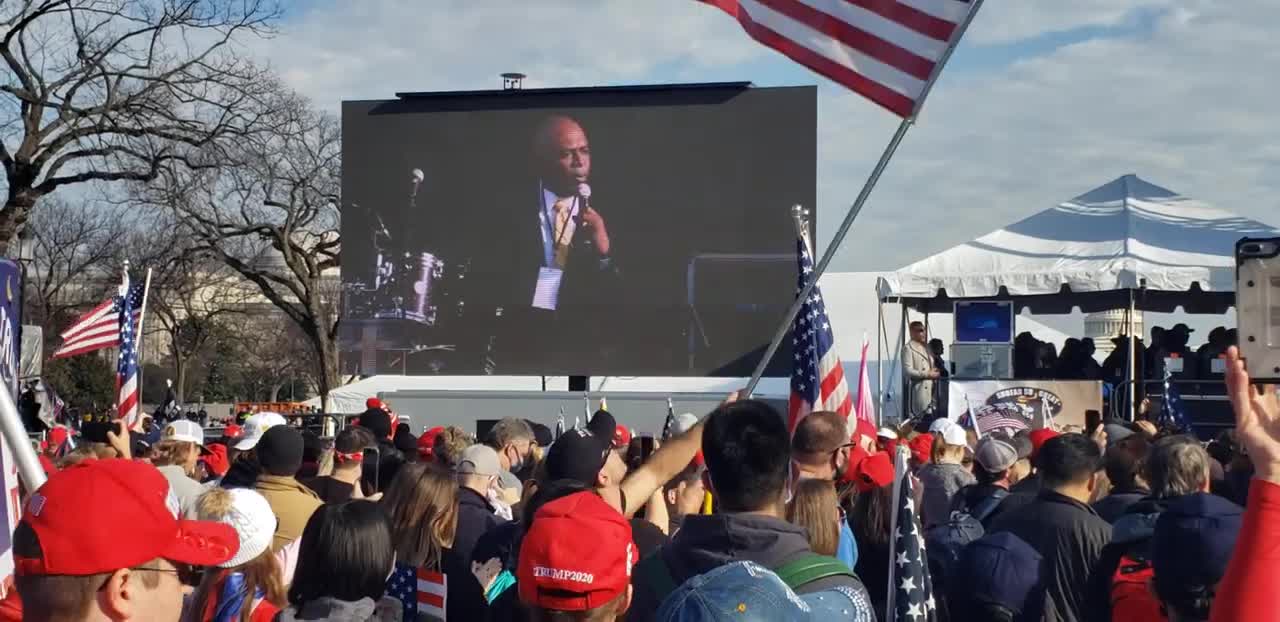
612, 425, 632, 450
418, 426, 445, 460
1029, 428, 1060, 460
47, 426, 70, 450
15, 459, 239, 576
908, 433, 934, 464
518, 491, 636, 611
202, 444, 230, 477
365, 397, 384, 410
854, 452, 894, 492
838, 446, 871, 486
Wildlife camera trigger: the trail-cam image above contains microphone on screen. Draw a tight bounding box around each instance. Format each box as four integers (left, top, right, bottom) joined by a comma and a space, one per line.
411, 168, 425, 199
576, 182, 593, 249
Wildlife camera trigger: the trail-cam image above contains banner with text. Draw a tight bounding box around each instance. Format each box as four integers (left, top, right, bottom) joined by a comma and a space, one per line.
950, 379, 1102, 434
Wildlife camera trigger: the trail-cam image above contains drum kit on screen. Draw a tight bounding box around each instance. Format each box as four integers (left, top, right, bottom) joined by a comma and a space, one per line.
346, 169, 471, 329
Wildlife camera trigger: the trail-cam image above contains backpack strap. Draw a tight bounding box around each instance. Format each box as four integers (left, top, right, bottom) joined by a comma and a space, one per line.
773, 553, 856, 590
635, 553, 679, 605
970, 489, 1009, 523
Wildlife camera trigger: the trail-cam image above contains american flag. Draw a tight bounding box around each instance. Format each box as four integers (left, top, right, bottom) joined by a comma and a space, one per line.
1159, 369, 1192, 433
387, 563, 447, 621
890, 448, 937, 622
698, 0, 983, 118
788, 233, 851, 431
662, 397, 676, 440
114, 278, 146, 427
52, 285, 144, 359
965, 404, 1031, 435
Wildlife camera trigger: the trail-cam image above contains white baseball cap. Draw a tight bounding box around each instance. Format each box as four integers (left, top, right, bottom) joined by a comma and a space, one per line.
162, 419, 211, 454
233, 412, 288, 451
934, 420, 969, 447
198, 488, 276, 568
162, 419, 205, 445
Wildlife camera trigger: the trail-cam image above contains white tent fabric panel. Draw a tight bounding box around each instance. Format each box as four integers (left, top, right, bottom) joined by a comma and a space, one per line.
877, 174, 1278, 310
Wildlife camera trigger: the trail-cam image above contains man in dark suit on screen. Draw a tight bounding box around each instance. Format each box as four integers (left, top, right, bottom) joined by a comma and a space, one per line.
465, 114, 623, 372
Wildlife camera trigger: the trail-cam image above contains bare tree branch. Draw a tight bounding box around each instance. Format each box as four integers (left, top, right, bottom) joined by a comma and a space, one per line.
0, 0, 282, 251
144, 84, 342, 405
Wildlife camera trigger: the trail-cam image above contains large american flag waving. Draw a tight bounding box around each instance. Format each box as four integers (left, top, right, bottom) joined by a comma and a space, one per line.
788, 233, 851, 431
699, 0, 982, 117
115, 278, 146, 428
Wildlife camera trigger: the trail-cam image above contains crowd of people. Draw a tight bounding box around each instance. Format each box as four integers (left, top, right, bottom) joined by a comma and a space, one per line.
905, 321, 1238, 424
2, 347, 1278, 621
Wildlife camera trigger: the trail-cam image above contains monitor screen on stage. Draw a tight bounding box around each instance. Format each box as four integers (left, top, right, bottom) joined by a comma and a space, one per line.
340, 83, 816, 376
954, 301, 1015, 344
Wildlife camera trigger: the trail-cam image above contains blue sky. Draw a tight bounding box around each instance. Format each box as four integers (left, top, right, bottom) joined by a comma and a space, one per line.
237, 1, 1280, 336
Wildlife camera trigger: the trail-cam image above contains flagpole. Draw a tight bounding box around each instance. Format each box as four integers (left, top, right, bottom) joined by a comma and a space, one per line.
742, 0, 986, 399
885, 445, 908, 616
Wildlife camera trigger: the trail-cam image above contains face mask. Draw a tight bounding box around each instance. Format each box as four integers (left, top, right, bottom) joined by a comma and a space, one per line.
508, 445, 526, 474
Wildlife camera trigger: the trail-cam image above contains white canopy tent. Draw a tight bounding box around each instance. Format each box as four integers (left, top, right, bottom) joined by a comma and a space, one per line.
877, 174, 1279, 314
875, 174, 1279, 419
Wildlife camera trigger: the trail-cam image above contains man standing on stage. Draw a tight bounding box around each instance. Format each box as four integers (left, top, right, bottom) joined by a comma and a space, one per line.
905, 321, 940, 421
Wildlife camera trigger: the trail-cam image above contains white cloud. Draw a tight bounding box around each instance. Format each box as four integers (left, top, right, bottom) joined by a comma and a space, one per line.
814, 0, 1280, 270
249, 0, 764, 106
966, 1, 1176, 44
252, 0, 1280, 275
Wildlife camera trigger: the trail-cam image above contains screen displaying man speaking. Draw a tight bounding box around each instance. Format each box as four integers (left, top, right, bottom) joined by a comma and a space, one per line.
340, 83, 816, 376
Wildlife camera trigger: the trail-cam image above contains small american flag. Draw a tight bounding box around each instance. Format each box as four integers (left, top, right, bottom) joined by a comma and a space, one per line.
698, 0, 983, 118
890, 448, 937, 622
662, 397, 676, 440
114, 278, 146, 428
1159, 369, 1192, 433
388, 563, 448, 621
967, 404, 1031, 435
788, 233, 851, 431
52, 281, 144, 359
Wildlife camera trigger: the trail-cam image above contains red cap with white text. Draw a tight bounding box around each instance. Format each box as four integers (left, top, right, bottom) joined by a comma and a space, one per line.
15, 459, 238, 576
518, 491, 636, 611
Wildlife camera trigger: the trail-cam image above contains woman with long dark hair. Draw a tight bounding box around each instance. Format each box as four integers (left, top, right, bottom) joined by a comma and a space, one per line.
278, 502, 402, 622
849, 452, 896, 621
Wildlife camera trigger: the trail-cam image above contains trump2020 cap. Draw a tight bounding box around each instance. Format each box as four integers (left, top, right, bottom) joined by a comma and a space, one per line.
15, 459, 238, 576
518, 491, 635, 611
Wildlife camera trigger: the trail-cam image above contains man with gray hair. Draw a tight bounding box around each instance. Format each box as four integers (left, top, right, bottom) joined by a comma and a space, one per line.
1086, 435, 1213, 621
484, 417, 536, 494
455, 444, 508, 570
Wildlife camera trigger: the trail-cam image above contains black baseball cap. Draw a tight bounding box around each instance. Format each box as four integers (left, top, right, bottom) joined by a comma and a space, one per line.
587, 410, 616, 440
526, 419, 554, 447
545, 428, 611, 486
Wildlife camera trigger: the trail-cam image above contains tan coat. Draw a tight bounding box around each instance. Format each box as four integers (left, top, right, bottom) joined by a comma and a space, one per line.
255, 474, 323, 551
904, 339, 936, 417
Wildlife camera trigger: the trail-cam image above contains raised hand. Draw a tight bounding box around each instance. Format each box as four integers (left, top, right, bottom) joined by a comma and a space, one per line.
1225, 346, 1280, 484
